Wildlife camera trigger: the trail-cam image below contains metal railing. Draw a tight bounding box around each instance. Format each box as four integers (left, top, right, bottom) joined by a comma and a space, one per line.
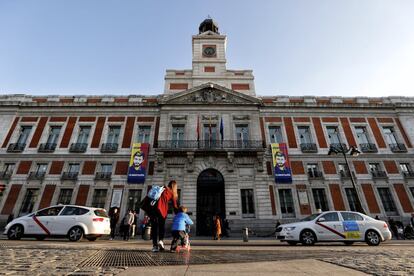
38, 143, 57, 152
339, 170, 352, 178
95, 172, 112, 180
28, 171, 46, 180
100, 143, 118, 153
371, 170, 387, 178
7, 143, 26, 153
61, 172, 79, 180
308, 170, 324, 179
329, 143, 348, 151
359, 143, 378, 153
157, 140, 264, 150
403, 171, 414, 179
389, 143, 407, 153
300, 143, 318, 153
69, 143, 88, 153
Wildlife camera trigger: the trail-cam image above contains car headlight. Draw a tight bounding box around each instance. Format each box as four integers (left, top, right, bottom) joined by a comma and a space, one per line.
284, 227, 296, 231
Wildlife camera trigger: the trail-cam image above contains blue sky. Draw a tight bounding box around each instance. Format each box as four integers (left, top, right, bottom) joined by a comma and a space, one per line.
1, 0, 413, 97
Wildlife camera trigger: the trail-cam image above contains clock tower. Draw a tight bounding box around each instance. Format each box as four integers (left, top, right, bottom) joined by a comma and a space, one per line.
164, 18, 255, 96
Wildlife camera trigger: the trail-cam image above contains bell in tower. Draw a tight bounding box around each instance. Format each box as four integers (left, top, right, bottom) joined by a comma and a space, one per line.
198, 17, 219, 34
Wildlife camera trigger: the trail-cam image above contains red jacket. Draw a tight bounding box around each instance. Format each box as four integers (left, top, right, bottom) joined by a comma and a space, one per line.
156, 188, 178, 218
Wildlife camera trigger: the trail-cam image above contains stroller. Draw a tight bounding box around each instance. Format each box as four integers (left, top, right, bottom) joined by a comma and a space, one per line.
176, 225, 191, 252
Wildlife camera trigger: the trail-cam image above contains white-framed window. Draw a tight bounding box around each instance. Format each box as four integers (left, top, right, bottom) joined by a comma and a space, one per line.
137, 126, 151, 143
326, 126, 340, 144
107, 125, 121, 144
76, 126, 91, 144
46, 126, 62, 144
17, 126, 33, 144
278, 189, 295, 218
268, 126, 283, 143
241, 189, 255, 217
298, 126, 312, 144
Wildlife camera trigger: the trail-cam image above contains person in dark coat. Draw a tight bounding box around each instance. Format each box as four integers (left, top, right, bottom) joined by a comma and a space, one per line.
388, 218, 398, 240
109, 207, 120, 240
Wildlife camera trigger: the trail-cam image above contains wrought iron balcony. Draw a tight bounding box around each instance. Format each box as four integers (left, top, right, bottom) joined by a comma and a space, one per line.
359, 143, 378, 153
371, 170, 387, 179
61, 172, 79, 181
38, 143, 57, 152
308, 170, 324, 179
100, 143, 118, 153
403, 171, 414, 179
7, 143, 26, 153
156, 140, 264, 151
95, 172, 112, 180
300, 143, 318, 153
389, 143, 407, 153
329, 143, 348, 151
0, 171, 13, 180
28, 171, 46, 180
339, 170, 352, 179
69, 143, 88, 153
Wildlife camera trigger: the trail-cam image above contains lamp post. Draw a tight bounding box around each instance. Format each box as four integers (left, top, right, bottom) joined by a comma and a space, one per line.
328, 138, 366, 214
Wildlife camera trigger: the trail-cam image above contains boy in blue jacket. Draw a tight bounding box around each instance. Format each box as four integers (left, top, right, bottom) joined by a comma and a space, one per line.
170, 206, 193, 252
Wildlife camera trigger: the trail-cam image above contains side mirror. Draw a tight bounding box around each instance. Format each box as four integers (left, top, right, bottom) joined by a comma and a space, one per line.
318, 217, 326, 222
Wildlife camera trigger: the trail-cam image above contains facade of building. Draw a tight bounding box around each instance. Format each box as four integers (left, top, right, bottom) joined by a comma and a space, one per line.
1, 19, 414, 234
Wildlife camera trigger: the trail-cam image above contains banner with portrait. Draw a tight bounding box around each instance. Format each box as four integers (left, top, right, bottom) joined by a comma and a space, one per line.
127, 143, 149, 184
271, 143, 292, 183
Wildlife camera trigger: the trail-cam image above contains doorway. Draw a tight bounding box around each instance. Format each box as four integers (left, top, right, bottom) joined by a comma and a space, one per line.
196, 169, 225, 236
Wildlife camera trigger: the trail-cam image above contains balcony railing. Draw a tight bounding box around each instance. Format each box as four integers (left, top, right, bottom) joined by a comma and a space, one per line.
359, 143, 378, 153
28, 171, 46, 180
371, 170, 387, 179
339, 170, 352, 179
308, 170, 324, 179
69, 143, 88, 153
95, 172, 112, 180
300, 143, 318, 153
61, 172, 79, 181
7, 143, 26, 153
329, 143, 348, 151
100, 143, 118, 153
403, 171, 414, 179
38, 143, 57, 153
0, 171, 13, 180
157, 140, 264, 151
389, 143, 407, 153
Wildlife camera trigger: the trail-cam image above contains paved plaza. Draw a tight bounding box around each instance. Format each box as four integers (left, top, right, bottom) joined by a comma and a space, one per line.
0, 238, 413, 275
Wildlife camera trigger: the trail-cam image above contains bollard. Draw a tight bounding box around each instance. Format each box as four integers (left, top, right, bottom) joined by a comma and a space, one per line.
143, 226, 151, 241
243, 227, 249, 242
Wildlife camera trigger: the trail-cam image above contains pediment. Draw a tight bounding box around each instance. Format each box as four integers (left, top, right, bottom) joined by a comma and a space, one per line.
160, 83, 262, 105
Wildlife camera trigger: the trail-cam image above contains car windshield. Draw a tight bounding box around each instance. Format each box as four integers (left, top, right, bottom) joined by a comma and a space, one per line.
94, 209, 108, 217
301, 214, 320, 221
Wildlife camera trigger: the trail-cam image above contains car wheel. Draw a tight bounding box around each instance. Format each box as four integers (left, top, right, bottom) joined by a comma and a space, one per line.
86, 237, 98, 242
68, 226, 84, 242
35, 236, 46, 241
343, 241, 354, 246
300, 229, 316, 246
287, 241, 297, 246
365, 230, 381, 246
7, 224, 24, 240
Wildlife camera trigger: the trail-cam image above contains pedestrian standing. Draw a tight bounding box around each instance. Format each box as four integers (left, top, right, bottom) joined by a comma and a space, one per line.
389, 218, 398, 240
122, 210, 134, 241
149, 180, 179, 252
222, 219, 230, 238
214, 215, 222, 240
109, 207, 119, 241
130, 210, 137, 239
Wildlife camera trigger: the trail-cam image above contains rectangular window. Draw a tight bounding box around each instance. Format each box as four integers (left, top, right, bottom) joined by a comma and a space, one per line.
57, 189, 73, 205
19, 188, 39, 215
369, 163, 381, 173
307, 163, 321, 178
68, 163, 80, 173
137, 126, 151, 143
312, 188, 329, 211
241, 189, 255, 216
127, 189, 142, 213
91, 189, 107, 208
278, 189, 295, 218
338, 163, 350, 176
377, 188, 397, 215
100, 163, 113, 173
107, 126, 121, 144
17, 126, 33, 144
354, 126, 370, 144
36, 163, 48, 174
400, 163, 412, 173
203, 124, 217, 142
382, 126, 398, 144
410, 187, 414, 199
326, 126, 340, 144
3, 163, 15, 174
236, 125, 249, 147
345, 188, 358, 211
171, 125, 184, 147
298, 126, 312, 144
46, 126, 62, 144
76, 126, 91, 144
269, 126, 283, 143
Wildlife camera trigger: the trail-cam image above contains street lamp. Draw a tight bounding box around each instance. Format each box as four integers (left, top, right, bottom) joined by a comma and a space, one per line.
328, 140, 365, 214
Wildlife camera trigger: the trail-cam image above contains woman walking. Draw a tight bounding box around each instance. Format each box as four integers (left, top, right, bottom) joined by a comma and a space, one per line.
150, 180, 179, 252
214, 215, 222, 240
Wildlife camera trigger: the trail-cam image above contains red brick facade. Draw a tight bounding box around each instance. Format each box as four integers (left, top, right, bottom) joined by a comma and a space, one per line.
329, 184, 345, 211
38, 185, 56, 209
75, 185, 90, 206
361, 184, 380, 213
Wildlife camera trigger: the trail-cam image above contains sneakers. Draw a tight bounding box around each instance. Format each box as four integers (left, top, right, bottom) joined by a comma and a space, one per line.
152, 246, 159, 252
158, 240, 165, 251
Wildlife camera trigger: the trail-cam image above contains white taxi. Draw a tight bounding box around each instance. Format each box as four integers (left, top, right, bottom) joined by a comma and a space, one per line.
3, 205, 111, 242
276, 211, 392, 246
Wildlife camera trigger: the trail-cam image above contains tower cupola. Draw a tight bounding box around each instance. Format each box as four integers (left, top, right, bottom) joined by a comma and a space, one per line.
198, 18, 219, 34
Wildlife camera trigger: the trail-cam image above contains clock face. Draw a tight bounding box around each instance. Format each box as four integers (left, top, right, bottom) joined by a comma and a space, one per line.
203, 46, 216, 57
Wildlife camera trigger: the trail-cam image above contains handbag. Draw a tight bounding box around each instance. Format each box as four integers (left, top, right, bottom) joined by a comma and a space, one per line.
139, 196, 159, 217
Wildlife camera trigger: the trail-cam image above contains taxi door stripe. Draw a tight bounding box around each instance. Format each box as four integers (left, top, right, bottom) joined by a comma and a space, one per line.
316, 222, 345, 239
32, 216, 51, 235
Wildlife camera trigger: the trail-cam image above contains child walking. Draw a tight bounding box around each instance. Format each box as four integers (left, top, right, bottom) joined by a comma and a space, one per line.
170, 206, 193, 252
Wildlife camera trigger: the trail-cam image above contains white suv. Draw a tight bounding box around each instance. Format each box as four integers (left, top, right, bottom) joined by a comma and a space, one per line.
3, 205, 111, 242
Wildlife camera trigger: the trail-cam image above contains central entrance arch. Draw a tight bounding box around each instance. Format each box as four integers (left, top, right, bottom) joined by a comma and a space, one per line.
196, 169, 225, 236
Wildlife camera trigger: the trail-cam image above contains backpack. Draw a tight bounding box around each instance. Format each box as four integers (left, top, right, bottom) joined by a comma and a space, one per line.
147, 185, 165, 206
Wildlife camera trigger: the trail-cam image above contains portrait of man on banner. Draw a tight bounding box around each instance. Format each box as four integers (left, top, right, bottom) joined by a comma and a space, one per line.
271, 143, 292, 183
127, 143, 149, 184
